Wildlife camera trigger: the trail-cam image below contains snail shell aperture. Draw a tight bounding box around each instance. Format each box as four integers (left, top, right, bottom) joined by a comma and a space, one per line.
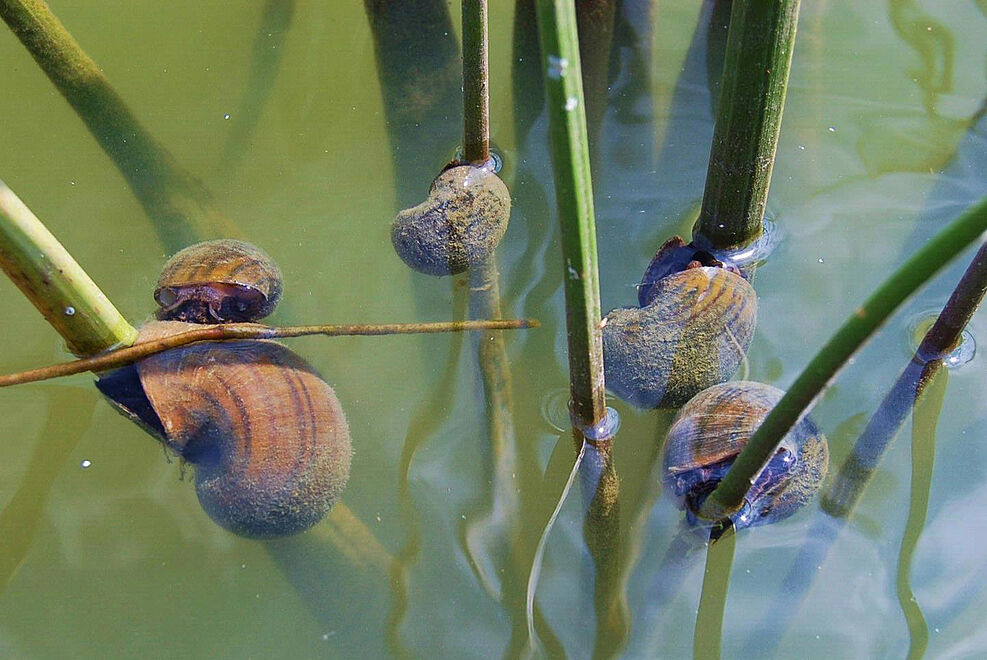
155, 239, 284, 323
103, 321, 352, 538
602, 250, 757, 408
662, 381, 829, 529
391, 165, 511, 276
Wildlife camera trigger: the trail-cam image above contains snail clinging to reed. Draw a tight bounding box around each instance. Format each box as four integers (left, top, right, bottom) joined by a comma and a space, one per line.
391, 164, 510, 276
603, 237, 757, 409
100, 239, 352, 538
662, 381, 829, 529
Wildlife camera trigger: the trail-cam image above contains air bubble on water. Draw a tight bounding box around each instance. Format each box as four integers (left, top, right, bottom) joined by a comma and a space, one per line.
80, 459, 91, 468
65, 307, 75, 316
223, 113, 231, 120
818, 257, 825, 264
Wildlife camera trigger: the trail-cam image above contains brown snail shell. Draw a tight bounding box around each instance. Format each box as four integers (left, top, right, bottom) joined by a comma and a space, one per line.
391, 165, 511, 276
602, 266, 757, 408
121, 321, 351, 538
155, 239, 283, 323
662, 381, 829, 529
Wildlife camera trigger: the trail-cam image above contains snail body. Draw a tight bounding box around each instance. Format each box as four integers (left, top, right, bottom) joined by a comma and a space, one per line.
111, 321, 352, 538
155, 239, 283, 323
603, 240, 757, 408
391, 165, 510, 276
662, 381, 828, 529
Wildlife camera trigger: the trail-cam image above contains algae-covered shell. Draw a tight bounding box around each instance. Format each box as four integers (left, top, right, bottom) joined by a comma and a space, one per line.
131, 321, 351, 538
662, 381, 829, 528
155, 239, 283, 323
603, 266, 757, 409
391, 165, 510, 276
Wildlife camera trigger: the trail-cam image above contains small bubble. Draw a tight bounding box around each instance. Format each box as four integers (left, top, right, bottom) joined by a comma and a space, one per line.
69, 180, 76, 186
547, 55, 568, 80
828, 126, 836, 133
80, 459, 91, 468
241, 563, 246, 569
798, 144, 806, 150
817, 257, 825, 263
223, 113, 231, 120
375, 512, 382, 522
64, 307, 75, 316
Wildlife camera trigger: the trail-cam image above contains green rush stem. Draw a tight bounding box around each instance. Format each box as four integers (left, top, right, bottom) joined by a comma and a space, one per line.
462, 0, 490, 165
0, 181, 137, 356
695, 0, 800, 249
535, 0, 607, 430
701, 193, 987, 521
0, 0, 237, 251
0, 318, 540, 387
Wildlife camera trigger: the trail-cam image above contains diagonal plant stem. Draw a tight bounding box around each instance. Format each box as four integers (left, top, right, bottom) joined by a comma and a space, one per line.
535, 0, 608, 431
0, 181, 137, 355
701, 193, 987, 522
0, 0, 238, 252
695, 0, 801, 250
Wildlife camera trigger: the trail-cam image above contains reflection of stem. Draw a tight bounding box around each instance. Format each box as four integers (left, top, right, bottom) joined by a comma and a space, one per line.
0, 0, 239, 252
574, 0, 616, 163
579, 439, 627, 660
220, 0, 296, 170
888, 0, 955, 117
0, 181, 137, 356
0, 318, 539, 387
897, 368, 947, 660
0, 387, 95, 595
693, 524, 736, 660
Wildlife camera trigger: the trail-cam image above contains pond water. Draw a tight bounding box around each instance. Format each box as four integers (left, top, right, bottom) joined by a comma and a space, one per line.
1, 1, 987, 658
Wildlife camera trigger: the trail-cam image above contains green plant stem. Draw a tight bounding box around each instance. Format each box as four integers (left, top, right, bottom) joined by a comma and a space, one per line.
0, 181, 137, 356
695, 0, 800, 249
462, 0, 490, 164
701, 193, 987, 521
693, 524, 736, 660
0, 318, 540, 388
0, 0, 236, 252
535, 0, 607, 430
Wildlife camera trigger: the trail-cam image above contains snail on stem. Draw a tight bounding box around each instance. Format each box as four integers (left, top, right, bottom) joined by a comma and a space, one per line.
603, 237, 757, 409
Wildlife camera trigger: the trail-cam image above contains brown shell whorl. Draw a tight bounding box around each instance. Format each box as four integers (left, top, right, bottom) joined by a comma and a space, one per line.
155, 239, 283, 323
602, 266, 757, 409
391, 165, 511, 276
134, 321, 351, 538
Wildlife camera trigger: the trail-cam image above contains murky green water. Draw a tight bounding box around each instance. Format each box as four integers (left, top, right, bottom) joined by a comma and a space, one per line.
2, 1, 987, 658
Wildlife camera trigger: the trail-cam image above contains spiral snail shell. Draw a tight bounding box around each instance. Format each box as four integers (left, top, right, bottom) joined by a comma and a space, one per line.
155, 239, 283, 323
662, 381, 829, 529
99, 321, 352, 538
602, 238, 757, 408
391, 165, 510, 276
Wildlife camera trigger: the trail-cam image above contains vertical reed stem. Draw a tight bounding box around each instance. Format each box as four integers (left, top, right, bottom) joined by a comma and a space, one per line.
535, 0, 607, 430
695, 0, 800, 249
0, 181, 137, 356
462, 0, 490, 164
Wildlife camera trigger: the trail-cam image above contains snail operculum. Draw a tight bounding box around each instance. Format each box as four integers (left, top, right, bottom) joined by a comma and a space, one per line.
602, 244, 757, 408
662, 381, 828, 529
391, 164, 511, 276
154, 239, 283, 323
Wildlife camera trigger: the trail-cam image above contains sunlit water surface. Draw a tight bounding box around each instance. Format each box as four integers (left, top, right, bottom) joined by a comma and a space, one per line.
1, 1, 987, 658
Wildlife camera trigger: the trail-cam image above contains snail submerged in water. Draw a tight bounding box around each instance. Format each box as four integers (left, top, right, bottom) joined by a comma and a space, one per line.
99, 240, 352, 538
391, 164, 511, 276
662, 381, 829, 529
602, 237, 757, 409
155, 238, 283, 323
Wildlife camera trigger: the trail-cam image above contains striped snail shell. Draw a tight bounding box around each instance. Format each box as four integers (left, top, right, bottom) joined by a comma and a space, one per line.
111, 321, 352, 538
602, 239, 757, 408
662, 381, 829, 529
155, 239, 283, 323
391, 165, 510, 276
